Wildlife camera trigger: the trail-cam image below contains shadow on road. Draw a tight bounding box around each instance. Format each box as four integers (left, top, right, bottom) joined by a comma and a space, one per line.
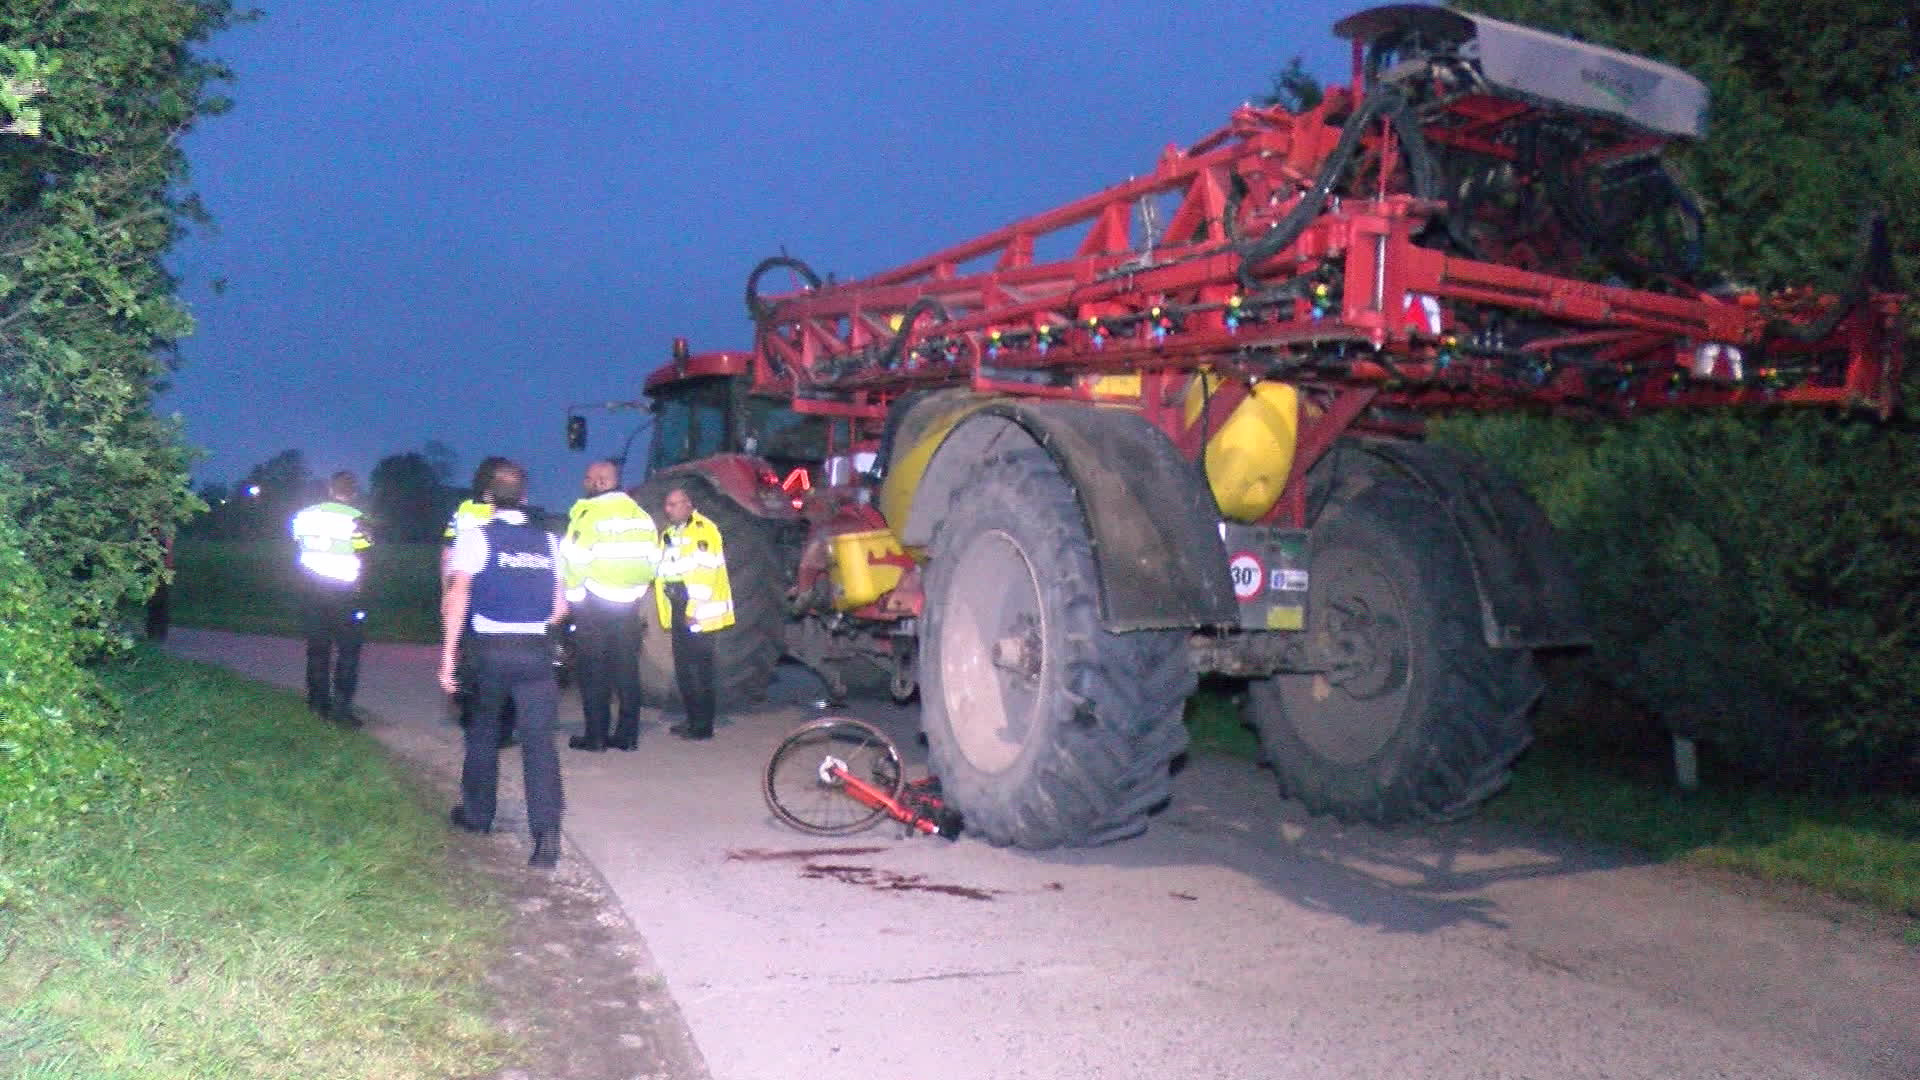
837, 688, 1642, 937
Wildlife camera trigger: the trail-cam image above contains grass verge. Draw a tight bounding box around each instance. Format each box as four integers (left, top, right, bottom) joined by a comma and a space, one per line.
169, 539, 440, 643
0, 648, 509, 1079
1485, 742, 1920, 918
1183, 689, 1920, 923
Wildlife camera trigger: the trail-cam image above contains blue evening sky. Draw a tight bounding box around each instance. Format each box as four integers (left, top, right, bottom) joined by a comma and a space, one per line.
164, 1, 1358, 510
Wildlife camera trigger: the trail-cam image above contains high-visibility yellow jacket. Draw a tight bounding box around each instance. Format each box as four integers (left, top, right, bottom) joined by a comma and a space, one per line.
443, 499, 493, 544
654, 510, 734, 633
562, 490, 660, 603
291, 500, 372, 585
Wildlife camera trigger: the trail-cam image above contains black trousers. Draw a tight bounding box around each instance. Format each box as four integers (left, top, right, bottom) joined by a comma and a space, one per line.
461, 634, 563, 836
300, 587, 364, 713
671, 607, 717, 735
455, 630, 517, 739
573, 593, 642, 743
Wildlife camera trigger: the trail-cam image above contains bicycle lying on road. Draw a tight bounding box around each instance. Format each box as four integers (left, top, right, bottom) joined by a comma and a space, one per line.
762, 717, 964, 840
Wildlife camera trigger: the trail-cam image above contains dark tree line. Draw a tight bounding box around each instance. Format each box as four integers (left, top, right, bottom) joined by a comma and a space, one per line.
188, 441, 470, 544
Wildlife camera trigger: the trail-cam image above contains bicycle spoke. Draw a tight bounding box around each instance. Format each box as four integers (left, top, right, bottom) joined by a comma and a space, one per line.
763, 718, 906, 835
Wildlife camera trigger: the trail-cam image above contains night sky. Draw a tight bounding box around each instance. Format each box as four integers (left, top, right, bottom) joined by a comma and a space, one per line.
163, 1, 1355, 510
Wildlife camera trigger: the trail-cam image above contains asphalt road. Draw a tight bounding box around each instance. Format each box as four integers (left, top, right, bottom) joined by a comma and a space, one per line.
164, 628, 1920, 1080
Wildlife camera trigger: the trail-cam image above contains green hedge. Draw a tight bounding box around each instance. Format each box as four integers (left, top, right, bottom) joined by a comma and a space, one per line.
0, 487, 135, 848
1434, 409, 1920, 783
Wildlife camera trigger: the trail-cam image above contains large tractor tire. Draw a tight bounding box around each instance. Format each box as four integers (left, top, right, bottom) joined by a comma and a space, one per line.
1247, 462, 1539, 824
630, 475, 786, 712
919, 449, 1195, 849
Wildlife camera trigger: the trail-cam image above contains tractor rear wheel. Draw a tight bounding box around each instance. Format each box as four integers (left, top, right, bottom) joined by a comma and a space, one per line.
630, 475, 785, 713
1247, 472, 1538, 823
919, 449, 1194, 848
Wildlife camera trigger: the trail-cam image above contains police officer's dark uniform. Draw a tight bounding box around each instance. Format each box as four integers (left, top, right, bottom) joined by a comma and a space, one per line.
439, 463, 566, 868
443, 460, 518, 749
290, 471, 372, 725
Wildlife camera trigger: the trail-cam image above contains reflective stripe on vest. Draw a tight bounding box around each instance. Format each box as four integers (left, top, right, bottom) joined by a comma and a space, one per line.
653, 510, 734, 633
562, 491, 661, 603
291, 501, 368, 584
444, 499, 493, 543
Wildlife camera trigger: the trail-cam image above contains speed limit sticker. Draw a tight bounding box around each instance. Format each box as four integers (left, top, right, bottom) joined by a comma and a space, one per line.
1228, 551, 1264, 601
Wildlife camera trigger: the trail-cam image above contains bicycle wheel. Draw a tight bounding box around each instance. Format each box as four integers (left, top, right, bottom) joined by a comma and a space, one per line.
763, 717, 905, 835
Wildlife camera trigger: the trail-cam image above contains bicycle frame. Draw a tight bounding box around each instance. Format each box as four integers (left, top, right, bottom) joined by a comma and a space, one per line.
819, 756, 943, 836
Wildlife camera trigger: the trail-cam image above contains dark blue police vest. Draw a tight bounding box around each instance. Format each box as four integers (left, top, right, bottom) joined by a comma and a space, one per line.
471, 517, 554, 628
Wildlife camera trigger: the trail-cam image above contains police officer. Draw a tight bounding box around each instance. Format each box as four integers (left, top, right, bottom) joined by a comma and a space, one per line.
439, 460, 567, 869
655, 486, 733, 740
443, 456, 517, 748
562, 459, 660, 751
291, 471, 373, 725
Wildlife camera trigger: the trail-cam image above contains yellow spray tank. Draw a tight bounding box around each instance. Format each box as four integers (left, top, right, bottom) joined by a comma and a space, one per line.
1201, 380, 1299, 522
828, 527, 910, 609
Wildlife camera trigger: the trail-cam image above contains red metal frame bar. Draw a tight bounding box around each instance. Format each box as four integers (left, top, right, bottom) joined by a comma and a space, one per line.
830, 765, 940, 836
667, 74, 1903, 517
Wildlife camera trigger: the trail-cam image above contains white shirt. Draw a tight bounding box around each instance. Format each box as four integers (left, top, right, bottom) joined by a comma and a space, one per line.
450, 509, 560, 634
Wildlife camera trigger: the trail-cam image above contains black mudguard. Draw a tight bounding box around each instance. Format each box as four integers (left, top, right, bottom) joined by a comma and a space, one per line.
1352, 440, 1592, 649
898, 399, 1238, 632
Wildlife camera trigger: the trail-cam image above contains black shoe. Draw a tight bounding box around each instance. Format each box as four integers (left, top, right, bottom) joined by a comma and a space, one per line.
529, 832, 560, 869
606, 734, 638, 751
669, 722, 713, 741
568, 735, 606, 752
449, 805, 492, 834
331, 703, 363, 728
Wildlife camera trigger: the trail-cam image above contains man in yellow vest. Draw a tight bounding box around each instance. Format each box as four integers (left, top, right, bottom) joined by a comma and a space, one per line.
561, 460, 660, 751
290, 471, 373, 725
655, 486, 733, 740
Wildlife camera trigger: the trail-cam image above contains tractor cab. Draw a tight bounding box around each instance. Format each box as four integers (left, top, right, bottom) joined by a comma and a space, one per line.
639, 347, 842, 508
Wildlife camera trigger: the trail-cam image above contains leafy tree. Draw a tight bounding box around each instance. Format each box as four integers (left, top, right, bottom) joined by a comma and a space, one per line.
217, 448, 309, 539
243, 448, 312, 506
369, 450, 456, 544
421, 439, 457, 489
0, 466, 134, 849
1427, 0, 1920, 780
0, 2, 243, 652
1258, 57, 1324, 113
1460, 0, 1917, 300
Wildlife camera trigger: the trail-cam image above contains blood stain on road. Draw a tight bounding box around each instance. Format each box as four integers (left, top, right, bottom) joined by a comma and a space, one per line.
800, 862, 1001, 901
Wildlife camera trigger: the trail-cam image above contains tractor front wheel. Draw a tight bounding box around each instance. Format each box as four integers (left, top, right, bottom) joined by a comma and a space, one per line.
919, 449, 1194, 848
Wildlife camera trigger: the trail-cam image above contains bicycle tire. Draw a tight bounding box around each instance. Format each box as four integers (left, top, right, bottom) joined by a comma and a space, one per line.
763, 717, 906, 835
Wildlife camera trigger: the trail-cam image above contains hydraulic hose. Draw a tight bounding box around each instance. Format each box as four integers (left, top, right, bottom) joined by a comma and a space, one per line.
1235, 81, 1458, 293
878, 297, 951, 371
745, 255, 823, 325
1766, 203, 1893, 344
1236, 86, 1399, 293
